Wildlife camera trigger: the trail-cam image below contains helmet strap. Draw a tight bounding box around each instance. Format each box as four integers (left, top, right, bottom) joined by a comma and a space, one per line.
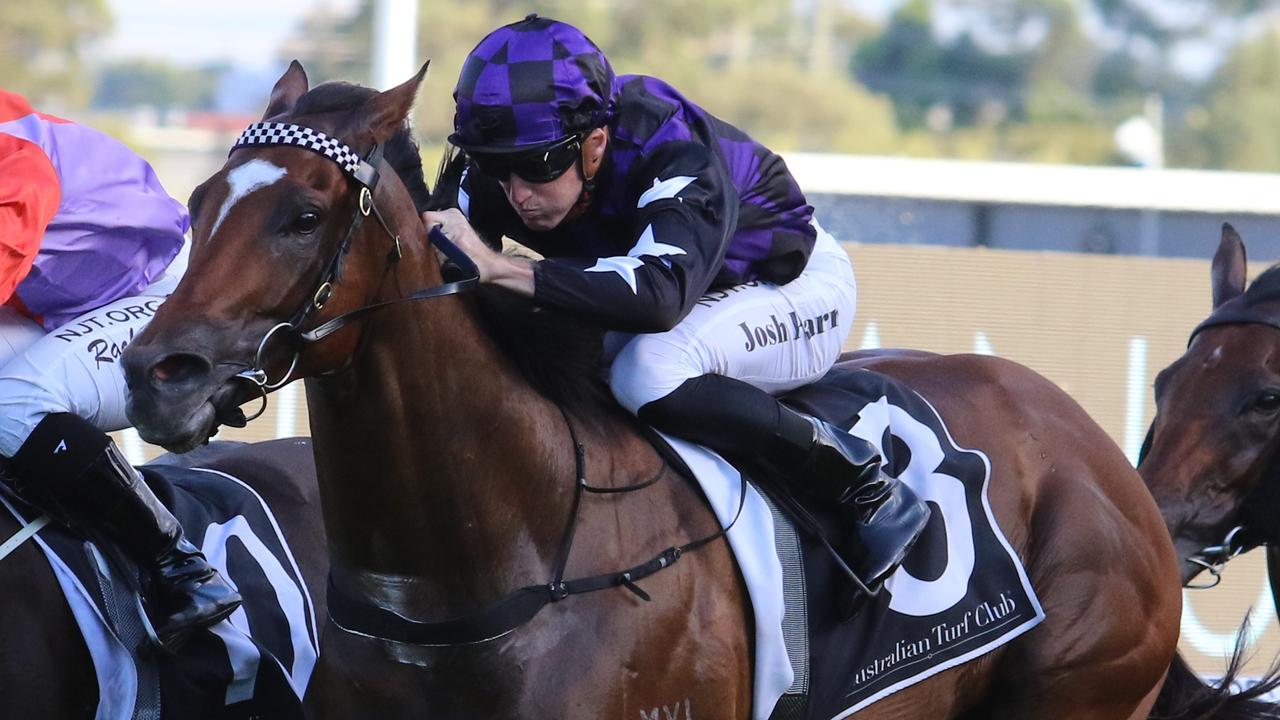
564, 163, 594, 221
567, 131, 604, 219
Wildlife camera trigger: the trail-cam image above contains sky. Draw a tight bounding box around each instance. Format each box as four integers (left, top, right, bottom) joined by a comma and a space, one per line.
100, 0, 901, 71
101, 0, 361, 71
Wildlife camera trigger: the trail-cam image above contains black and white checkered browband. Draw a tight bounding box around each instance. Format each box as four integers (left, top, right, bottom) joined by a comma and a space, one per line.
232, 122, 363, 177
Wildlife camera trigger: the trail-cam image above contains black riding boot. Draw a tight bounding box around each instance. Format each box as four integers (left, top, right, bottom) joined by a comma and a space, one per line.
637, 374, 931, 595
9, 413, 241, 653
777, 412, 931, 593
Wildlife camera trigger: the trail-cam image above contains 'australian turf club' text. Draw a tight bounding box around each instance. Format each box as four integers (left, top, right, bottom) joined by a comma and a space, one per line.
739, 310, 840, 352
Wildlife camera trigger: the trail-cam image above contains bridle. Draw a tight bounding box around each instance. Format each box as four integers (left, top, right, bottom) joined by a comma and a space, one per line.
224, 121, 479, 420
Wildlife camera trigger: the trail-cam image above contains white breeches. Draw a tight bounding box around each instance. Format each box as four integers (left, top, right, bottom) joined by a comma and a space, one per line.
609, 221, 857, 413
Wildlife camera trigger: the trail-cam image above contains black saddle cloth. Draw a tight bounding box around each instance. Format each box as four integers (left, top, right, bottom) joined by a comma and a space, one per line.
650, 366, 1044, 718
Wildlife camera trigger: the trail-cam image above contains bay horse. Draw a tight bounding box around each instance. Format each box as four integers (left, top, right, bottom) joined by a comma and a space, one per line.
1139, 223, 1280, 715
123, 61, 1189, 718
0, 437, 327, 718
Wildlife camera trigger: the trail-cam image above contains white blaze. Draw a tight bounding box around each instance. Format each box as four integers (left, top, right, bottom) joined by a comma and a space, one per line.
210, 160, 288, 240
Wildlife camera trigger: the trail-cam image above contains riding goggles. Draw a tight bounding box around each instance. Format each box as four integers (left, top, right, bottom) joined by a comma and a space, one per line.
467, 133, 583, 184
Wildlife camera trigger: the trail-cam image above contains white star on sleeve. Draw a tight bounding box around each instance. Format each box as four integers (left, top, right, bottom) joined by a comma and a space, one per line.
585, 224, 689, 294
629, 223, 687, 261
585, 256, 645, 293
637, 175, 697, 208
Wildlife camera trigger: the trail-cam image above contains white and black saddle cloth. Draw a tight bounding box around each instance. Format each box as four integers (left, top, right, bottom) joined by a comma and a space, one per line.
653, 366, 1045, 720
0, 456, 319, 719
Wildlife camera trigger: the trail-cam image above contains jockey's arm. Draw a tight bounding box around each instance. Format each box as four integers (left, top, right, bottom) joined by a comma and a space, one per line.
0, 133, 59, 305
532, 142, 738, 333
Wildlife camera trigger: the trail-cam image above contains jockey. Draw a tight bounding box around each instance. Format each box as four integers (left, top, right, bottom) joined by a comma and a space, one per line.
425, 15, 930, 594
0, 88, 240, 650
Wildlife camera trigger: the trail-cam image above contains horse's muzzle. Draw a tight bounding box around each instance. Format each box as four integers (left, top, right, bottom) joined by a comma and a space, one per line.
123, 345, 244, 453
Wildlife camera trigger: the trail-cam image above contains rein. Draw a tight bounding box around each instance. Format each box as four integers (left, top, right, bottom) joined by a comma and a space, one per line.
326, 408, 748, 646
223, 120, 746, 646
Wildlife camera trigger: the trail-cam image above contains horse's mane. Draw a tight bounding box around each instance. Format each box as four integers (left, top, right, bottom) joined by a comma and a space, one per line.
1244, 263, 1280, 307
424, 149, 612, 418
293, 82, 432, 212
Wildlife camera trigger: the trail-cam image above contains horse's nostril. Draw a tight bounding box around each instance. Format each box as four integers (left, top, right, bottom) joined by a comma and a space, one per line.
149, 353, 211, 387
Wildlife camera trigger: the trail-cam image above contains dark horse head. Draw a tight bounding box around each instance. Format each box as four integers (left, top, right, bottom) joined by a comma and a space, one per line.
123, 61, 431, 452
1141, 223, 1280, 586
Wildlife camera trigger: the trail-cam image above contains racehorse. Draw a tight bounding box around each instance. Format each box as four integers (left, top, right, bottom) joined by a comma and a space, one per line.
0, 438, 327, 718
123, 61, 1192, 719
1140, 223, 1280, 716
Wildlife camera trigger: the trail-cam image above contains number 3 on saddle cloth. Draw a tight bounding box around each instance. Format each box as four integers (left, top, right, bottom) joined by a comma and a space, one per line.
0, 450, 319, 720
652, 366, 1045, 719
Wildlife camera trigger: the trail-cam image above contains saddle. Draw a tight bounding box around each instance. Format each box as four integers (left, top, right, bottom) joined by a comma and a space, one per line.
648, 366, 1045, 719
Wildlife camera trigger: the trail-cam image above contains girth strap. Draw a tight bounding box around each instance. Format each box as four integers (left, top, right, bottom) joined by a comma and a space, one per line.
326, 545, 689, 646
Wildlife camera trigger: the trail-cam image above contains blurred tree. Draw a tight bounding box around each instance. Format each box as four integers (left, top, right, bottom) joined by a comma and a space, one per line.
684, 63, 899, 153
0, 0, 113, 104
991, 0, 1096, 122
1087, 0, 1272, 99
857, 0, 1105, 125
92, 61, 223, 116
1177, 24, 1280, 171
277, 2, 374, 85
406, 0, 899, 153
1091, 0, 1269, 52
852, 0, 1138, 165
1092, 50, 1146, 101
853, 0, 1026, 128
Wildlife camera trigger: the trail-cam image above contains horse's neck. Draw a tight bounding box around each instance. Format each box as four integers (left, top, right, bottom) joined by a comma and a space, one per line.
304, 285, 606, 615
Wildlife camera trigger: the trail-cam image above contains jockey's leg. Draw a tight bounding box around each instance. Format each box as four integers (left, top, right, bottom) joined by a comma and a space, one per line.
0, 247, 241, 652
9, 413, 242, 652
609, 225, 929, 592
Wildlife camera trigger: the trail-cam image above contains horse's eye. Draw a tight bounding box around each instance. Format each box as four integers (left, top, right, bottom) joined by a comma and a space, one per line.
292, 212, 321, 235
1252, 392, 1280, 414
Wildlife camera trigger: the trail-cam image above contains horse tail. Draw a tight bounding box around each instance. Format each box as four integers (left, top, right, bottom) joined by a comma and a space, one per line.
1151, 618, 1280, 720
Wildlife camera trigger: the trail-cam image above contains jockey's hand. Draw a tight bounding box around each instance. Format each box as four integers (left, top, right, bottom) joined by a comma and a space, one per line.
421, 209, 534, 296
422, 208, 494, 276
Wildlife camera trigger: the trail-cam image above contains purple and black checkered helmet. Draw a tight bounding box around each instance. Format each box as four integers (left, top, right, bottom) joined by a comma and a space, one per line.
450, 15, 618, 154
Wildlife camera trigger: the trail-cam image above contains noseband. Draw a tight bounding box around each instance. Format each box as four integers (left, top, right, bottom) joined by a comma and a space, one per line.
224, 121, 479, 419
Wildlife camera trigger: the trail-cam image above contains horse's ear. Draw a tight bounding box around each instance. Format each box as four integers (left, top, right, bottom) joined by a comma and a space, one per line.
262, 60, 310, 121
1212, 222, 1248, 308
360, 62, 429, 144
